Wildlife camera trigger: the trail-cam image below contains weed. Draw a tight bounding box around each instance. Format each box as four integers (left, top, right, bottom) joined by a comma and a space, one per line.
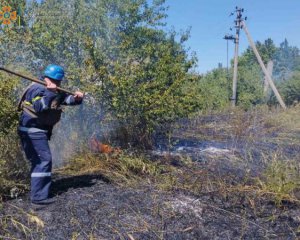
258, 157, 300, 205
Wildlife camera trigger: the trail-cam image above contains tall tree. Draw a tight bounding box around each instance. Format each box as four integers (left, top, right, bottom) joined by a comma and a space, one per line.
238, 38, 276, 66
273, 39, 300, 81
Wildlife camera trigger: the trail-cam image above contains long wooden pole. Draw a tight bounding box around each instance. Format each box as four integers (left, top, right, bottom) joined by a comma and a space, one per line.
241, 21, 286, 109
0, 66, 75, 95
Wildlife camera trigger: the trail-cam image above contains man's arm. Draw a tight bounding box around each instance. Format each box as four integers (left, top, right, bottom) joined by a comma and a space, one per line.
62, 91, 84, 105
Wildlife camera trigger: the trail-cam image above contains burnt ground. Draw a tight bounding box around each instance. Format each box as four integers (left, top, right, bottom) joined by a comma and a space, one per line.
1, 156, 300, 240
1, 110, 300, 239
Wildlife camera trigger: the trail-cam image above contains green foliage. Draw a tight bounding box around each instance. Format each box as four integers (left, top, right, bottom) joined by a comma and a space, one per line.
0, 74, 19, 134
0, 73, 28, 197
104, 29, 198, 146
275, 71, 300, 105
238, 38, 276, 66
195, 69, 230, 110
0, 3, 204, 186
236, 38, 300, 83
236, 64, 264, 109
200, 39, 278, 111
273, 39, 300, 81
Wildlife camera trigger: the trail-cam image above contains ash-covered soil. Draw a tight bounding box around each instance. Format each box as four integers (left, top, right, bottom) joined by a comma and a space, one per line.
1, 164, 300, 240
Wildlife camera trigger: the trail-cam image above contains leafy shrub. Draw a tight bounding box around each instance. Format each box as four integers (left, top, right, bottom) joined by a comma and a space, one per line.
195, 69, 230, 111
276, 71, 300, 105
0, 73, 29, 198
236, 65, 264, 109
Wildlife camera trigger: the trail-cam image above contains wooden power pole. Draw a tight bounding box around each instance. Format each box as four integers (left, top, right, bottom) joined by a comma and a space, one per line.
241, 21, 286, 109
230, 7, 243, 107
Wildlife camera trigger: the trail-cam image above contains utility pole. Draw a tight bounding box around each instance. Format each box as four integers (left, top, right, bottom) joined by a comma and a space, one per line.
224, 7, 286, 109
241, 21, 286, 109
230, 7, 243, 107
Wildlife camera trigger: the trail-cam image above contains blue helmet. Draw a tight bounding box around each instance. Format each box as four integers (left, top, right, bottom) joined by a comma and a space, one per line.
44, 64, 65, 81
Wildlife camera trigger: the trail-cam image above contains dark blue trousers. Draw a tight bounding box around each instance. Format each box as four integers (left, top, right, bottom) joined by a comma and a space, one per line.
18, 130, 52, 201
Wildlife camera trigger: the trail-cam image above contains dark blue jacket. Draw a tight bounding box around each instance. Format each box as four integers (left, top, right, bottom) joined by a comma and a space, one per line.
19, 83, 82, 131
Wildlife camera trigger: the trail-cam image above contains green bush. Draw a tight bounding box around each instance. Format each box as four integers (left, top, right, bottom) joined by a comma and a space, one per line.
236, 65, 264, 109
0, 73, 29, 198
277, 71, 300, 105
103, 31, 199, 148
196, 69, 230, 111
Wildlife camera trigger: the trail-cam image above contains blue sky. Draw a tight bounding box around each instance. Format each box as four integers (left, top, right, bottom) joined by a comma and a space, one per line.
164, 0, 300, 73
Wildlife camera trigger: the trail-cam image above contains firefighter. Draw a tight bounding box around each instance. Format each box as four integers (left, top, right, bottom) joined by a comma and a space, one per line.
18, 64, 84, 205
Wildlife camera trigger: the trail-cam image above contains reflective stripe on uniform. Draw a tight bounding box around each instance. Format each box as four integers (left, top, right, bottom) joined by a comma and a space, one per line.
18, 126, 48, 133
24, 96, 42, 107
40, 97, 48, 110
65, 95, 72, 105
31, 172, 51, 177
32, 96, 42, 102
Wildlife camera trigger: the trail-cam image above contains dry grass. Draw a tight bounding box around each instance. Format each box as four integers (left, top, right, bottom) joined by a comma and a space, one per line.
170, 105, 300, 206
60, 105, 300, 207
58, 151, 168, 187
0, 203, 45, 239
267, 104, 300, 130
264, 105, 300, 146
